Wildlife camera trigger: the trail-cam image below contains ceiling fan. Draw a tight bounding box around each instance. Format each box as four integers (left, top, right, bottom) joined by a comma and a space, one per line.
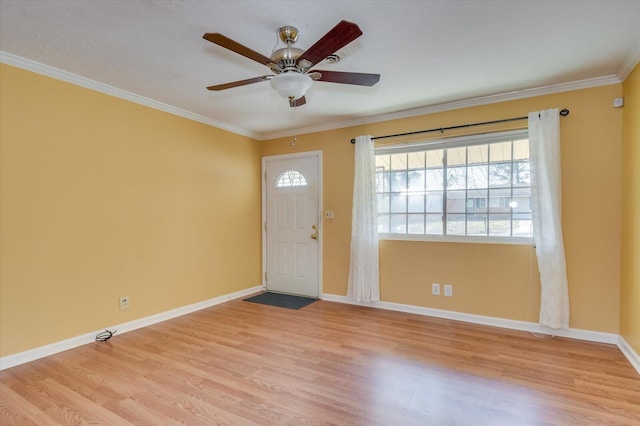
203, 20, 380, 107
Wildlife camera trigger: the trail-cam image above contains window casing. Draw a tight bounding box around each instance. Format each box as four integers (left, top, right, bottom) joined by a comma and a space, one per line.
375, 130, 532, 243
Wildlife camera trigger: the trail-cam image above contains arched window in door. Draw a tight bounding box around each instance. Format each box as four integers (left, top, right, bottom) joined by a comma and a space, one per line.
276, 170, 308, 187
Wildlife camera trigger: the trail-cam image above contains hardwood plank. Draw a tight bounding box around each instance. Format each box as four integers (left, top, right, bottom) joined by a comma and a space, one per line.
0, 383, 54, 426
1, 299, 639, 425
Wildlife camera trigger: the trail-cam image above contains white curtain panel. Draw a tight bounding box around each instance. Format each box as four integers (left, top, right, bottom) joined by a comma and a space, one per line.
529, 108, 570, 329
348, 135, 380, 303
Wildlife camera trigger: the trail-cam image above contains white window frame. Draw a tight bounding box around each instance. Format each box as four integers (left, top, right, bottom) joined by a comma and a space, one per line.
375, 129, 533, 245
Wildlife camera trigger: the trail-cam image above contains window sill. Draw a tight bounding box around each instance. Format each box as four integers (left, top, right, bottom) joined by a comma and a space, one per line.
378, 233, 534, 245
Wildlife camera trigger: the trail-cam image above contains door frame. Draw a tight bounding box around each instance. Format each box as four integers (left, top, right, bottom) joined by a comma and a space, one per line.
262, 150, 323, 296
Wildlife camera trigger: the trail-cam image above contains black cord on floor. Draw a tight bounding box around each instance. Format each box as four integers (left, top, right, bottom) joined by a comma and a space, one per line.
95, 329, 117, 342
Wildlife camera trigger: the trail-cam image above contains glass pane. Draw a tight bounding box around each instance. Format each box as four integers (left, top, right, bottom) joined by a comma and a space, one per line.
467, 214, 488, 235
408, 151, 426, 169
407, 214, 425, 234
511, 187, 531, 212
376, 172, 390, 192
490, 142, 512, 162
390, 171, 407, 192
446, 214, 466, 235
408, 170, 425, 191
489, 188, 510, 213
467, 144, 488, 164
447, 147, 466, 166
391, 153, 407, 170
276, 170, 307, 187
513, 161, 530, 186
513, 213, 533, 237
426, 169, 444, 190
377, 214, 390, 233
390, 214, 407, 233
408, 194, 425, 213
426, 191, 444, 212
489, 213, 511, 236
377, 194, 390, 213
446, 190, 466, 213
489, 163, 512, 187
466, 189, 488, 213
468, 165, 488, 189
390, 193, 407, 213
513, 139, 530, 160
446, 167, 466, 189
426, 214, 443, 235
426, 149, 444, 167
376, 154, 391, 171
377, 135, 531, 238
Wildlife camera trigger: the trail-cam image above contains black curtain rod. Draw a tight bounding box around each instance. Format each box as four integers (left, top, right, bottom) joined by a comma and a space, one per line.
350, 108, 570, 144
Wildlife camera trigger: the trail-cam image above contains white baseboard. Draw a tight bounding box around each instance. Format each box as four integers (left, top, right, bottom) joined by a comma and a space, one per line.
4, 287, 637, 376
0, 285, 263, 371
321, 293, 620, 345
618, 336, 640, 375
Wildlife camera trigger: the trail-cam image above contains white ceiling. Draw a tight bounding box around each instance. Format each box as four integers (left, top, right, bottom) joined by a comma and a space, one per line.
1, 0, 639, 140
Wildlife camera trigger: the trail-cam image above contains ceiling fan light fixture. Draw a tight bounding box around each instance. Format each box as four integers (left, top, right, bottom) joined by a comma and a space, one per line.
270, 72, 312, 100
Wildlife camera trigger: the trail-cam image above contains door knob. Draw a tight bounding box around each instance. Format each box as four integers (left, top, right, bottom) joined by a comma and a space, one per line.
311, 233, 318, 240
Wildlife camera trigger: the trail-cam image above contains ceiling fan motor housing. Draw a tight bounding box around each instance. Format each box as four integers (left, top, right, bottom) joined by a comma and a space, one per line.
270, 46, 304, 73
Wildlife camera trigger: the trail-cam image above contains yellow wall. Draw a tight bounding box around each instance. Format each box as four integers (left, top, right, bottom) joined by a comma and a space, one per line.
621, 63, 640, 353
0, 64, 263, 357
0, 59, 628, 358
263, 84, 623, 333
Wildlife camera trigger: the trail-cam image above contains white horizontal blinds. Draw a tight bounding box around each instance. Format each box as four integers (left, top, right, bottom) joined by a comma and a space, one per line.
375, 130, 528, 154
375, 130, 531, 239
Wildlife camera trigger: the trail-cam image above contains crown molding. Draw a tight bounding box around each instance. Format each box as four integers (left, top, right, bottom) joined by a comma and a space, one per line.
0, 51, 260, 140
2, 51, 623, 142
261, 74, 621, 140
616, 37, 640, 82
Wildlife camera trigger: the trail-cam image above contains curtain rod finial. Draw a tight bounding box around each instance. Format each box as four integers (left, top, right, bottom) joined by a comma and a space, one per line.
350, 138, 356, 144
560, 108, 569, 116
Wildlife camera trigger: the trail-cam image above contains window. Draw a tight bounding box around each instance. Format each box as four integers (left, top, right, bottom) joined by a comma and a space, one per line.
375, 130, 532, 241
276, 170, 307, 187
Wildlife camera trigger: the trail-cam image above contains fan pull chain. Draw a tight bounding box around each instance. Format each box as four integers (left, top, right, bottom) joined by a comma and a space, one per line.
290, 104, 297, 146
271, 28, 280, 54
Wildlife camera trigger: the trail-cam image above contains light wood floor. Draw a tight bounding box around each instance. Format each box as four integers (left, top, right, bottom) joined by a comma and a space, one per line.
1, 297, 639, 425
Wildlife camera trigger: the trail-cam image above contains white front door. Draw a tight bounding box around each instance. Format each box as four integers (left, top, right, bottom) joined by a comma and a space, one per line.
264, 152, 321, 298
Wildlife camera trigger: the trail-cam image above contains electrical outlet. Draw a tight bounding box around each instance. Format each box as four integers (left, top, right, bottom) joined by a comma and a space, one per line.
119, 296, 130, 310
444, 284, 453, 297
432, 283, 440, 295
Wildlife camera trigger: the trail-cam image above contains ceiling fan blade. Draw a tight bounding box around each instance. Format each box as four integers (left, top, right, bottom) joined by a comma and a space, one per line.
312, 70, 380, 86
297, 20, 363, 68
289, 96, 307, 108
206, 75, 272, 91
203, 33, 273, 66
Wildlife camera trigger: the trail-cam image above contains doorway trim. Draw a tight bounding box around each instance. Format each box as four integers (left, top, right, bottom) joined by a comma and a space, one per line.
261, 150, 323, 296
